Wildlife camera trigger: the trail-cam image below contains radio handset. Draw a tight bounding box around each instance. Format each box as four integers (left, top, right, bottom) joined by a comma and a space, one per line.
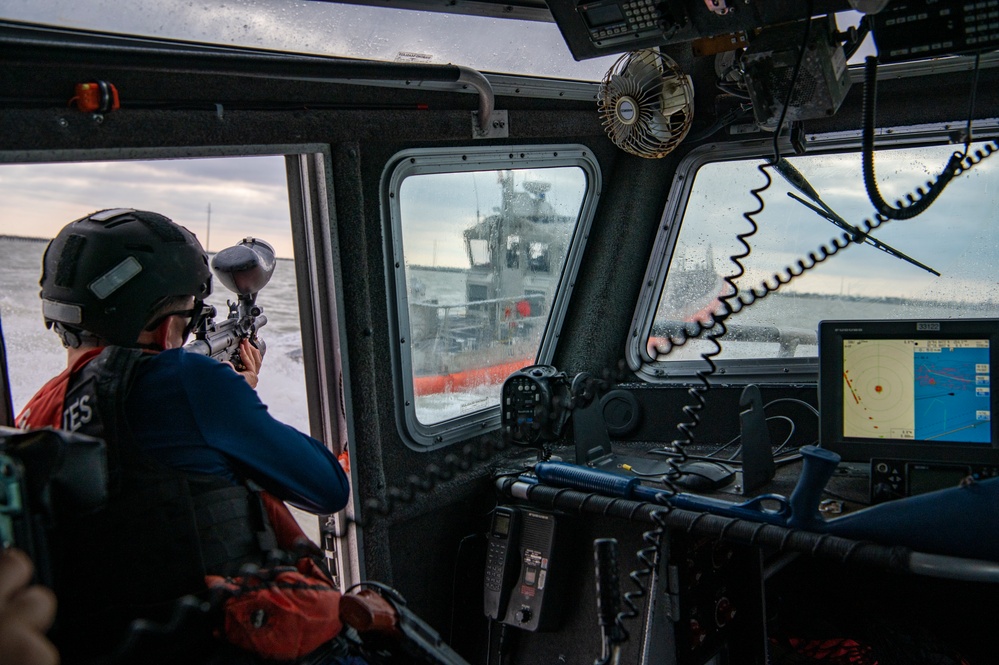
484, 506, 521, 621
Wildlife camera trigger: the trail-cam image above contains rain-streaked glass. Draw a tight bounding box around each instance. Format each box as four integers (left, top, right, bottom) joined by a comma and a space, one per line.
398, 167, 586, 424
648, 143, 999, 364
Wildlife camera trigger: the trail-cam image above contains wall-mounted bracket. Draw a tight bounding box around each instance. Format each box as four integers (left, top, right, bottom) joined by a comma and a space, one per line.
473, 109, 509, 139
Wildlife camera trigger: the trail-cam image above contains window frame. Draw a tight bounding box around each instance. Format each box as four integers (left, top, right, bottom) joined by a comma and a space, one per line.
627, 120, 999, 384
382, 144, 601, 449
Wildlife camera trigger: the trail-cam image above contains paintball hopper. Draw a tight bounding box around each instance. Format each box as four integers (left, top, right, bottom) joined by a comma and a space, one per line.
185, 237, 273, 367
211, 237, 276, 296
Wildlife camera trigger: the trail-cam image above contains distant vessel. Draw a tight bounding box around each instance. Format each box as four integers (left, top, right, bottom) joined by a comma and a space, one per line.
409, 173, 571, 396
659, 249, 727, 323
646, 248, 727, 359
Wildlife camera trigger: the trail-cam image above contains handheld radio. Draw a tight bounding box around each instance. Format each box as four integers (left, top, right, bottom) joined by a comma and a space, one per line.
500, 508, 560, 632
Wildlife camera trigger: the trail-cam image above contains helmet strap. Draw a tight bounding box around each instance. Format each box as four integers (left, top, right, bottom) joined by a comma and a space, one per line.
52, 322, 104, 350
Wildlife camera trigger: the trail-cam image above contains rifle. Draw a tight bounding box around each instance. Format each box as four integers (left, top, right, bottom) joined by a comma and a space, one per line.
185, 237, 275, 370
340, 585, 472, 665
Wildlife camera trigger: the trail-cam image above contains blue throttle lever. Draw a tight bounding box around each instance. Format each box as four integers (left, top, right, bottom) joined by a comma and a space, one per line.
787, 445, 841, 529
531, 461, 794, 526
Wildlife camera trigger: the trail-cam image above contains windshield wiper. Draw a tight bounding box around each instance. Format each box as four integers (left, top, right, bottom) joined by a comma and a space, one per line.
774, 158, 940, 277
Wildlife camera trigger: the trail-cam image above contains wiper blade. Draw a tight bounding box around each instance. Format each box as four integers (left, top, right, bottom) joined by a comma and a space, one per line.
774, 158, 940, 277
786, 192, 940, 277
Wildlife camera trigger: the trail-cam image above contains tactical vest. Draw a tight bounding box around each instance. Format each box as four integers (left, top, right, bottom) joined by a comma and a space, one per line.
52, 346, 277, 661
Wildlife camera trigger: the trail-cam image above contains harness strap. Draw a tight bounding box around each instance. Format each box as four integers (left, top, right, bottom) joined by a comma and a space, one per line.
92, 346, 148, 489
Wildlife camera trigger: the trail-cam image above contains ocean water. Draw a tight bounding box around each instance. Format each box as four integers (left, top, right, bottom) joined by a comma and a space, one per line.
652, 288, 976, 363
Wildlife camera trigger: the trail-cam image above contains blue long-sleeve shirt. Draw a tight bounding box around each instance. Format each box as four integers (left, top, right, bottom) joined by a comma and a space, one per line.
125, 348, 349, 514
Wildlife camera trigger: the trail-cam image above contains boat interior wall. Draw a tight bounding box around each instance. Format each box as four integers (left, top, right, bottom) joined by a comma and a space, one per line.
553, 153, 682, 371
5, 22, 999, 153
586, 384, 819, 446
0, 327, 12, 428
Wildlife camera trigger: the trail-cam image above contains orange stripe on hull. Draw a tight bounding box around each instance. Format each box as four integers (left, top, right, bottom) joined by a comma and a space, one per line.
414, 358, 532, 396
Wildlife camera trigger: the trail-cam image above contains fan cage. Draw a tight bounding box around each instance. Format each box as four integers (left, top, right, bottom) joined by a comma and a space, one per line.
597, 49, 694, 159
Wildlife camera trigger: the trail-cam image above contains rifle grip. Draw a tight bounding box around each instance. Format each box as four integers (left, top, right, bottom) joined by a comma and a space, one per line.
339, 589, 399, 635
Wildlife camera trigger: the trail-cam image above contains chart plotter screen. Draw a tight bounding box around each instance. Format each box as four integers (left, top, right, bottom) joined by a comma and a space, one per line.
819, 319, 999, 464
841, 338, 990, 444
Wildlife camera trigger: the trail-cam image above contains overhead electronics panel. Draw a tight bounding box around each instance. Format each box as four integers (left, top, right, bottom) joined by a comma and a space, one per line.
543, 0, 851, 61
871, 0, 999, 63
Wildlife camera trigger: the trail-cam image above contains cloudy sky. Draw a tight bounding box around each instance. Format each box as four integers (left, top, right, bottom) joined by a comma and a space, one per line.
675, 143, 999, 302
0, 157, 295, 256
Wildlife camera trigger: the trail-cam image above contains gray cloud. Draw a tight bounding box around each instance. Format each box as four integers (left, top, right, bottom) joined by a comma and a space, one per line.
675, 143, 999, 300
0, 157, 293, 256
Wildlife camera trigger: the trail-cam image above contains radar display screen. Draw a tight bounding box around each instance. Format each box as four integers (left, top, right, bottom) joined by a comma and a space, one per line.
819, 319, 999, 464
841, 338, 990, 444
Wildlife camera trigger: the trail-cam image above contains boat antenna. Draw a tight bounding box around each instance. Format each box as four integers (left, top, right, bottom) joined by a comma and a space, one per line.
472, 173, 481, 224
205, 202, 212, 253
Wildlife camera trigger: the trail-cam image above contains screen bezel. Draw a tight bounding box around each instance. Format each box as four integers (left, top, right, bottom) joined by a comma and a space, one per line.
580, 3, 626, 29
818, 318, 999, 464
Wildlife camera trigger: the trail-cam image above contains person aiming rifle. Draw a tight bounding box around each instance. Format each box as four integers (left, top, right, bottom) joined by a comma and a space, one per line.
16, 209, 349, 662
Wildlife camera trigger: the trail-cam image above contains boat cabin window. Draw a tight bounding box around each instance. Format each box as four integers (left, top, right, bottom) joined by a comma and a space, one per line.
632, 129, 999, 382
385, 146, 600, 447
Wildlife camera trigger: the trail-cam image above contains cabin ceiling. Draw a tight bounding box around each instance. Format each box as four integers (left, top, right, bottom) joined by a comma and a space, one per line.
308, 0, 555, 22
303, 0, 853, 26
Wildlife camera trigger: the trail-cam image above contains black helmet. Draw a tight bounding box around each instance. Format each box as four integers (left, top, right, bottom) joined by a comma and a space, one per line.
40, 208, 213, 347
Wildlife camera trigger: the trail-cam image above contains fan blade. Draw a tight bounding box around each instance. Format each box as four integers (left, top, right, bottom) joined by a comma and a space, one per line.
609, 73, 642, 99
659, 80, 691, 117
610, 117, 634, 146
645, 110, 674, 141
625, 52, 664, 90
661, 92, 690, 116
